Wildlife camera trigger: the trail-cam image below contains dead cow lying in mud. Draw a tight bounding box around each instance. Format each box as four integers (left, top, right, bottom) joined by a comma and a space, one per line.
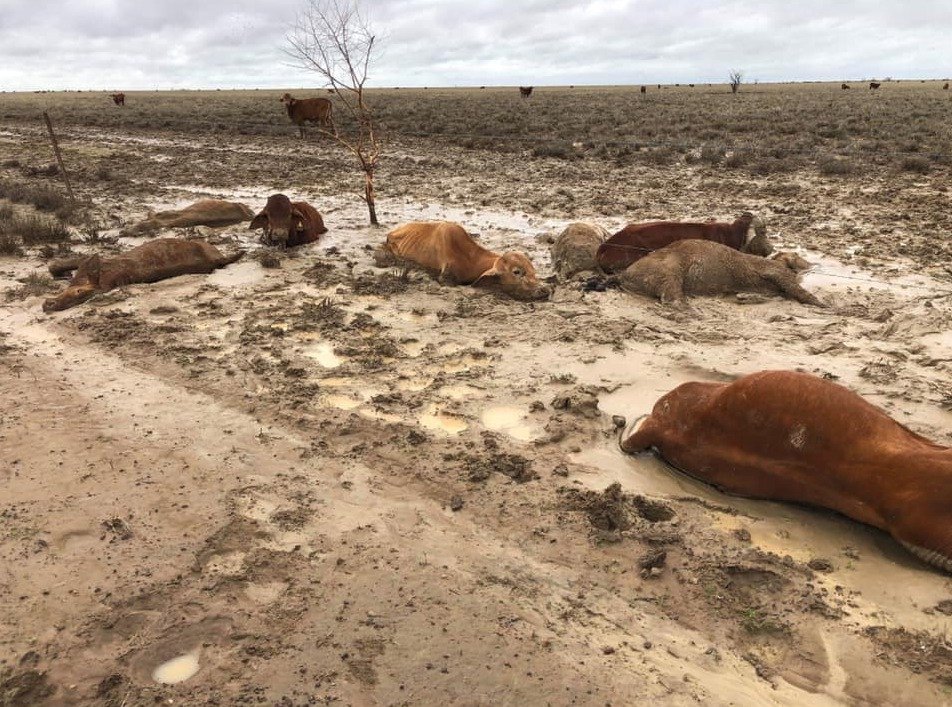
597, 212, 772, 273
377, 221, 550, 300
620, 370, 952, 573
123, 200, 254, 235
249, 194, 327, 247
617, 240, 823, 307
43, 238, 245, 312
550, 222, 609, 281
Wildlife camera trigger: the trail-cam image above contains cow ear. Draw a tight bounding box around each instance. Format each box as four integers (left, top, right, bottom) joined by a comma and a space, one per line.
249, 212, 268, 230
290, 208, 306, 232
473, 257, 505, 285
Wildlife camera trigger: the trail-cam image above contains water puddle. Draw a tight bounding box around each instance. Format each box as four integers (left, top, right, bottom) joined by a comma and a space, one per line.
800, 252, 937, 296
306, 342, 343, 368
206, 260, 266, 288
153, 650, 200, 685
419, 405, 468, 435
481, 405, 538, 442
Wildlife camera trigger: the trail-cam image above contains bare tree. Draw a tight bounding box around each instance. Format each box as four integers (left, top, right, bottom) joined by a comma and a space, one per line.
286, 0, 382, 225
729, 69, 743, 94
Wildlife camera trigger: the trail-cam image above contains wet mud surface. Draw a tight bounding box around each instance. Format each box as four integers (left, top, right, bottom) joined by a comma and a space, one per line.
2, 89, 952, 705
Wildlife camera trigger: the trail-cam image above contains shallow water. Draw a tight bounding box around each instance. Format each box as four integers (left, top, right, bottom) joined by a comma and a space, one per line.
306, 342, 343, 368
419, 406, 468, 435
480, 405, 538, 442
153, 650, 200, 685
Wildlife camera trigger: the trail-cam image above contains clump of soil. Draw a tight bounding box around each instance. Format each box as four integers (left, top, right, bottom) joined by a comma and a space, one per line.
561, 482, 678, 542
0, 668, 54, 706
863, 626, 952, 685
464, 452, 536, 483
351, 271, 410, 295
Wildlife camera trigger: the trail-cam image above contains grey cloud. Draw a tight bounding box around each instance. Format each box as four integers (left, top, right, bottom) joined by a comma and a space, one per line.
0, 0, 949, 91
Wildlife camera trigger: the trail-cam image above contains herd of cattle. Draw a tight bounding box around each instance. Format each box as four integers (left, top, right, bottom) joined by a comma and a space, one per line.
36, 198, 952, 575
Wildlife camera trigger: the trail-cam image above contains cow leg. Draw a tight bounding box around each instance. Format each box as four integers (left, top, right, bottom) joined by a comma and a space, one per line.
763, 271, 825, 307
655, 272, 686, 306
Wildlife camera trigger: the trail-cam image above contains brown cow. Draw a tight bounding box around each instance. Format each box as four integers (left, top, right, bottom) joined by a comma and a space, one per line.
596, 212, 771, 273
280, 93, 333, 138
249, 194, 327, 248
616, 239, 822, 307
110, 92, 125, 106
869, 82, 881, 90
123, 200, 254, 236
377, 221, 549, 301
640, 85, 647, 94
519, 86, 533, 98
944, 83, 949, 90
841, 83, 851, 90
621, 370, 952, 573
43, 239, 244, 312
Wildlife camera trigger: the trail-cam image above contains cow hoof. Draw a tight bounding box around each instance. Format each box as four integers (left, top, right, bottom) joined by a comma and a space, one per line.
619, 414, 650, 451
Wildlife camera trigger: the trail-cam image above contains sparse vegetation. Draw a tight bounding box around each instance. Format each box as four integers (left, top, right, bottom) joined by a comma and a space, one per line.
0, 206, 71, 247
901, 155, 932, 174
5, 272, 56, 301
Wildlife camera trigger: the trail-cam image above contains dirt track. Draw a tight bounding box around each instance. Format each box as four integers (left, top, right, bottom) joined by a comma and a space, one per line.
2, 92, 952, 705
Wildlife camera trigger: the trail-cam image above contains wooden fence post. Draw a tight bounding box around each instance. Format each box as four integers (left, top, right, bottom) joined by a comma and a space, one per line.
42, 111, 76, 205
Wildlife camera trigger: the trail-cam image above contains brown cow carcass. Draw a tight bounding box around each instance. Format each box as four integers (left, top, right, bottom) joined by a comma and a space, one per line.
620, 370, 952, 573
43, 238, 244, 312
110, 92, 125, 106
123, 200, 254, 236
281, 93, 333, 138
597, 212, 771, 273
616, 239, 822, 307
549, 222, 609, 281
377, 221, 549, 300
249, 194, 327, 247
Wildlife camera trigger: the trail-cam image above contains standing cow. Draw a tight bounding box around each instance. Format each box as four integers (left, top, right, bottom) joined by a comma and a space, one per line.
519, 86, 533, 99
869, 82, 881, 90
110, 92, 125, 106
280, 93, 334, 138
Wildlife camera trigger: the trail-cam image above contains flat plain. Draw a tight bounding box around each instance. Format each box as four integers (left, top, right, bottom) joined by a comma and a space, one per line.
1, 82, 951, 706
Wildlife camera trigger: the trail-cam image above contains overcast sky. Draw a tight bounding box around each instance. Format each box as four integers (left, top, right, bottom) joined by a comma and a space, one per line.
1, 1, 949, 90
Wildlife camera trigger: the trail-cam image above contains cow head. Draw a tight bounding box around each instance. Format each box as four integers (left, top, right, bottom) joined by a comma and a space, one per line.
771, 251, 812, 272
474, 252, 550, 301
739, 212, 773, 256
250, 194, 304, 247
42, 255, 102, 312
280, 93, 295, 106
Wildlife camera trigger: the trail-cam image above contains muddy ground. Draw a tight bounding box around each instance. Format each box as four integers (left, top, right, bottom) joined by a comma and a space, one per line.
1, 86, 952, 706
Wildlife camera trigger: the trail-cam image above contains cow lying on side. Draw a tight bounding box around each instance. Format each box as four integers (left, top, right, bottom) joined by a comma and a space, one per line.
281, 93, 333, 138
597, 212, 771, 273
249, 194, 327, 247
123, 200, 254, 235
617, 239, 822, 307
43, 238, 244, 312
620, 370, 952, 573
377, 221, 550, 301
550, 222, 609, 281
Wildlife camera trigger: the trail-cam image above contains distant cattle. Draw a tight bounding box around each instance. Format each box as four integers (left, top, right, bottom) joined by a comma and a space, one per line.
249, 194, 327, 248
689, 83, 695, 88
596, 212, 770, 274
869, 82, 881, 90
377, 221, 549, 300
327, 89, 335, 94
280, 93, 334, 138
945, 83, 950, 90
43, 239, 244, 312
620, 370, 952, 572
640, 86, 646, 94
841, 83, 850, 90
110, 92, 125, 106
519, 86, 533, 99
